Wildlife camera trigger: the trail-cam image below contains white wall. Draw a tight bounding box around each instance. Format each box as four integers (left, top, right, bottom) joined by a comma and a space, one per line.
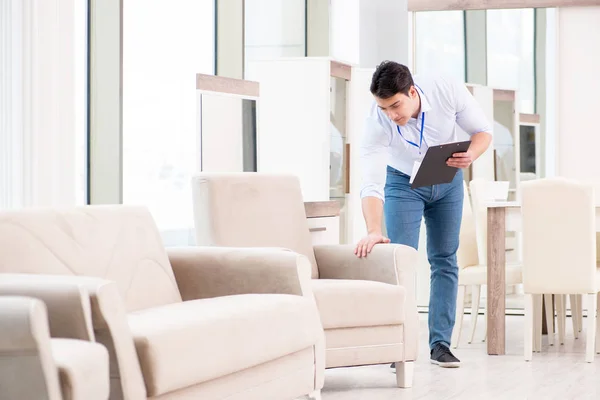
556, 7, 600, 182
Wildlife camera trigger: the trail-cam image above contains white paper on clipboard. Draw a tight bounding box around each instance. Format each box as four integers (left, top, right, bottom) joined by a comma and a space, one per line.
409, 161, 422, 184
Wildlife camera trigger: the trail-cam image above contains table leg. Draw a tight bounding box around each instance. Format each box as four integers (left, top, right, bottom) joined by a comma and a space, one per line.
487, 207, 506, 355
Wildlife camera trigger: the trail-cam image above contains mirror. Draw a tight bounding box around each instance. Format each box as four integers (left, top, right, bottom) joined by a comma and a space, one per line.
198, 94, 257, 172
329, 75, 349, 244
329, 76, 347, 198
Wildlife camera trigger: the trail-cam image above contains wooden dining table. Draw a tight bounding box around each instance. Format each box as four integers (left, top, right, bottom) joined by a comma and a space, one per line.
486, 201, 600, 355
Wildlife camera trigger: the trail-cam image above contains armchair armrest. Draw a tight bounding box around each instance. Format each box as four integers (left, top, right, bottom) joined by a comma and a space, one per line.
313, 244, 419, 362
0, 296, 63, 400
167, 247, 314, 301
0, 274, 146, 400
0, 274, 94, 341
314, 244, 418, 285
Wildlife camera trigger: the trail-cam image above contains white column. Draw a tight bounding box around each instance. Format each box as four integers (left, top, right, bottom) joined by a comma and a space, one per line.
216, 0, 243, 79
555, 6, 600, 181
89, 0, 122, 204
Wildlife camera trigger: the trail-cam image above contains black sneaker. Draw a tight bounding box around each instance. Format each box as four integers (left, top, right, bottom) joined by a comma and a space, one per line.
430, 343, 460, 368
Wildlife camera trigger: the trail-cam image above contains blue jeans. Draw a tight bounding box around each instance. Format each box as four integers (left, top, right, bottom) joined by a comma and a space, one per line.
384, 165, 463, 350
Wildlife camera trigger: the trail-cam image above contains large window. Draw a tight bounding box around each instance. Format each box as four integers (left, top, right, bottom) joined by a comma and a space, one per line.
487, 8, 535, 113
123, 0, 215, 246
244, 0, 306, 75
414, 11, 466, 82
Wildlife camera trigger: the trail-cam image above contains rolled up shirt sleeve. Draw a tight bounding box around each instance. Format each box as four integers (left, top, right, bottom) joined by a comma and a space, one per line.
359, 116, 391, 202
452, 79, 493, 137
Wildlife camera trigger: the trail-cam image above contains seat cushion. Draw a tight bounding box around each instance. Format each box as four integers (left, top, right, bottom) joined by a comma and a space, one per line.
51, 338, 110, 400
127, 294, 322, 397
459, 263, 522, 286
310, 279, 405, 330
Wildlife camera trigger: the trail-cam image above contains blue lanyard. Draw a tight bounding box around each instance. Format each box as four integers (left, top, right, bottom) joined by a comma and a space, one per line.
397, 112, 426, 154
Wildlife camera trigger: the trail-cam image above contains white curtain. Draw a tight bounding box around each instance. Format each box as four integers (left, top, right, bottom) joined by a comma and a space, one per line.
0, 0, 87, 208
0, 0, 24, 209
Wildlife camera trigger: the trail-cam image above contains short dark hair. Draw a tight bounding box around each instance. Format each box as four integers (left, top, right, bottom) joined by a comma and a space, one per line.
370, 61, 414, 99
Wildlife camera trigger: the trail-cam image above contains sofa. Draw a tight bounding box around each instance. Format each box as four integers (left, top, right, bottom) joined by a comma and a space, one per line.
0, 205, 325, 400
0, 295, 110, 400
191, 173, 419, 387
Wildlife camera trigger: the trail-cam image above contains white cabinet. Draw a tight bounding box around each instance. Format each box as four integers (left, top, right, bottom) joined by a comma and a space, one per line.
304, 201, 342, 245
307, 216, 340, 246
246, 57, 334, 202
247, 57, 361, 245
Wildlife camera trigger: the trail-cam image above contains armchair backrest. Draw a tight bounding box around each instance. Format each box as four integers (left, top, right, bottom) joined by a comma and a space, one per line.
0, 205, 182, 312
522, 178, 597, 294
191, 173, 320, 278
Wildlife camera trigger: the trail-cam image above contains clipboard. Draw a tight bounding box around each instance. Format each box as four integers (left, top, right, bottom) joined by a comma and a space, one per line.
410, 140, 471, 189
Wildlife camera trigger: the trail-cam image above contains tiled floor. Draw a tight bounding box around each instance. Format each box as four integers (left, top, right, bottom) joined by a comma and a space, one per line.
307, 313, 600, 399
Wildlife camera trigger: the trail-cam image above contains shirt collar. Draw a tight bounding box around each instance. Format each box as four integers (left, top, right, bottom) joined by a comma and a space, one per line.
416, 85, 432, 114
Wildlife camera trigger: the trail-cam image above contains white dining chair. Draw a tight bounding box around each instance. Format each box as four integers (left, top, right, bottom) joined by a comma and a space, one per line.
522, 178, 600, 362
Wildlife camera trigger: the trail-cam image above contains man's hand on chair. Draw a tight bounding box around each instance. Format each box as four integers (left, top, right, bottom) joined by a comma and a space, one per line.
354, 232, 390, 258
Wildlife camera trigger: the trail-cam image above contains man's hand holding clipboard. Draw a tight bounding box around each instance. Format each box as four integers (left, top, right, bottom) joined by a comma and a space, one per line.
409, 140, 471, 189
446, 148, 475, 169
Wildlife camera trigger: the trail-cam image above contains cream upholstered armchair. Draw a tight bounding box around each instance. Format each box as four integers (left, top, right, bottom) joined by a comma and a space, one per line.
0, 295, 110, 400
191, 173, 419, 388
0, 205, 325, 400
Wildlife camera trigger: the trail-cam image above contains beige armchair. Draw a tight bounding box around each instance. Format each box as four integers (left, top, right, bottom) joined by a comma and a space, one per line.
191, 173, 419, 387
0, 205, 325, 400
0, 295, 110, 400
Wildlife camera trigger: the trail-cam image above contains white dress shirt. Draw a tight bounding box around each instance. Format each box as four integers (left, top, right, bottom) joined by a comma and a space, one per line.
359, 74, 492, 201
